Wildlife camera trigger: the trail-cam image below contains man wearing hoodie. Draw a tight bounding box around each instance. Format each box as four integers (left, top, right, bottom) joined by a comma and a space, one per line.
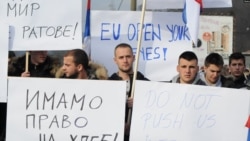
171, 51, 205, 85
199, 53, 235, 88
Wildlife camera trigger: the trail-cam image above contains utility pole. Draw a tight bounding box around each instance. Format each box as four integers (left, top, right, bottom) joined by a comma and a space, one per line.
130, 0, 137, 11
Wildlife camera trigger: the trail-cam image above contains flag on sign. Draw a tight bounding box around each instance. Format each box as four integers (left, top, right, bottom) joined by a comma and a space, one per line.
83, 0, 91, 58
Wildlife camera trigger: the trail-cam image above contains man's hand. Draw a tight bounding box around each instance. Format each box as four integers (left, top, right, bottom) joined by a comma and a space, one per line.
127, 97, 133, 108
124, 122, 130, 135
21, 72, 30, 77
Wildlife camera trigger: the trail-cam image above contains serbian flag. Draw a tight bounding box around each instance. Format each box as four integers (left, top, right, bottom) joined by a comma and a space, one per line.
182, 0, 203, 46
83, 0, 91, 58
246, 116, 250, 141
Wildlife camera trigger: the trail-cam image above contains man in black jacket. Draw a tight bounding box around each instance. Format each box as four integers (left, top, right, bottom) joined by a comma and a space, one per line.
8, 51, 60, 78
228, 52, 250, 89
109, 43, 148, 141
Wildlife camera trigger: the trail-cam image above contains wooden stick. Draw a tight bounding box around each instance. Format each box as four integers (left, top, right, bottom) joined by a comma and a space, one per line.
127, 0, 146, 125
25, 51, 29, 72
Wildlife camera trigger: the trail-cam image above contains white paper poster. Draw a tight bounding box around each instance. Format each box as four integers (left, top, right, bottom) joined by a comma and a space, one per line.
0, 22, 9, 102
91, 11, 192, 81
0, 0, 82, 51
130, 81, 249, 141
7, 78, 126, 141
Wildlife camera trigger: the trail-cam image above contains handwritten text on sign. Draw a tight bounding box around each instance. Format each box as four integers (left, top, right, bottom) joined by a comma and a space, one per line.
130, 81, 249, 141
0, 0, 82, 50
91, 11, 192, 81
6, 78, 126, 141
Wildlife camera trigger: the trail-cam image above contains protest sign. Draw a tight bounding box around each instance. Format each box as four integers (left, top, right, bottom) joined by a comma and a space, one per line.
0, 0, 82, 51
6, 77, 126, 141
91, 11, 192, 81
0, 22, 9, 102
194, 15, 233, 65
130, 81, 249, 141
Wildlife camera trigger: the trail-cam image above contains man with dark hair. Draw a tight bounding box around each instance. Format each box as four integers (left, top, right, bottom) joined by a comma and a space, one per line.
171, 51, 205, 85
109, 43, 148, 141
59, 49, 108, 79
8, 51, 60, 78
229, 52, 250, 89
200, 52, 235, 87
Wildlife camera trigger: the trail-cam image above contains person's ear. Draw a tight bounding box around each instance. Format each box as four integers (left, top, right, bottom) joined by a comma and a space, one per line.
77, 64, 83, 71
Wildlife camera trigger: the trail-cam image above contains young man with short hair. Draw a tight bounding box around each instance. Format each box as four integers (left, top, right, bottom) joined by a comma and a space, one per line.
229, 52, 250, 89
200, 53, 235, 87
109, 43, 148, 141
59, 49, 108, 79
171, 51, 205, 85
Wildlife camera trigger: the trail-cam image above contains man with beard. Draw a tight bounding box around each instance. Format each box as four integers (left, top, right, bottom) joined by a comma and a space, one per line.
109, 43, 148, 141
59, 49, 108, 80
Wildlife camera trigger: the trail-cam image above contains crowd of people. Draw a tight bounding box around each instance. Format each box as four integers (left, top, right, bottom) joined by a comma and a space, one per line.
0, 43, 250, 141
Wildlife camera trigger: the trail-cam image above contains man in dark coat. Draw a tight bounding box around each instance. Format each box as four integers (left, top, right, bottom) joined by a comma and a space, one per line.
228, 52, 250, 89
8, 51, 60, 78
109, 43, 148, 141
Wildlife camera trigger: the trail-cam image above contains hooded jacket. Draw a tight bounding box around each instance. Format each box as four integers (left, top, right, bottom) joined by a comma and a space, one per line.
199, 71, 235, 88
56, 61, 108, 80
171, 74, 206, 85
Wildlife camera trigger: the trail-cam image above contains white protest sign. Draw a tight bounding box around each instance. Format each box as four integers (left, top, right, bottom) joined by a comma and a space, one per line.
194, 15, 233, 66
0, 22, 9, 102
130, 81, 249, 141
0, 0, 82, 51
91, 11, 192, 81
146, 0, 232, 9
7, 78, 126, 141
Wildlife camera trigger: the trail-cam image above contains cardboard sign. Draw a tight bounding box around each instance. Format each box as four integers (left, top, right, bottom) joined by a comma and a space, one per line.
0, 0, 82, 50
0, 22, 9, 102
6, 78, 126, 141
130, 81, 249, 141
91, 11, 192, 81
